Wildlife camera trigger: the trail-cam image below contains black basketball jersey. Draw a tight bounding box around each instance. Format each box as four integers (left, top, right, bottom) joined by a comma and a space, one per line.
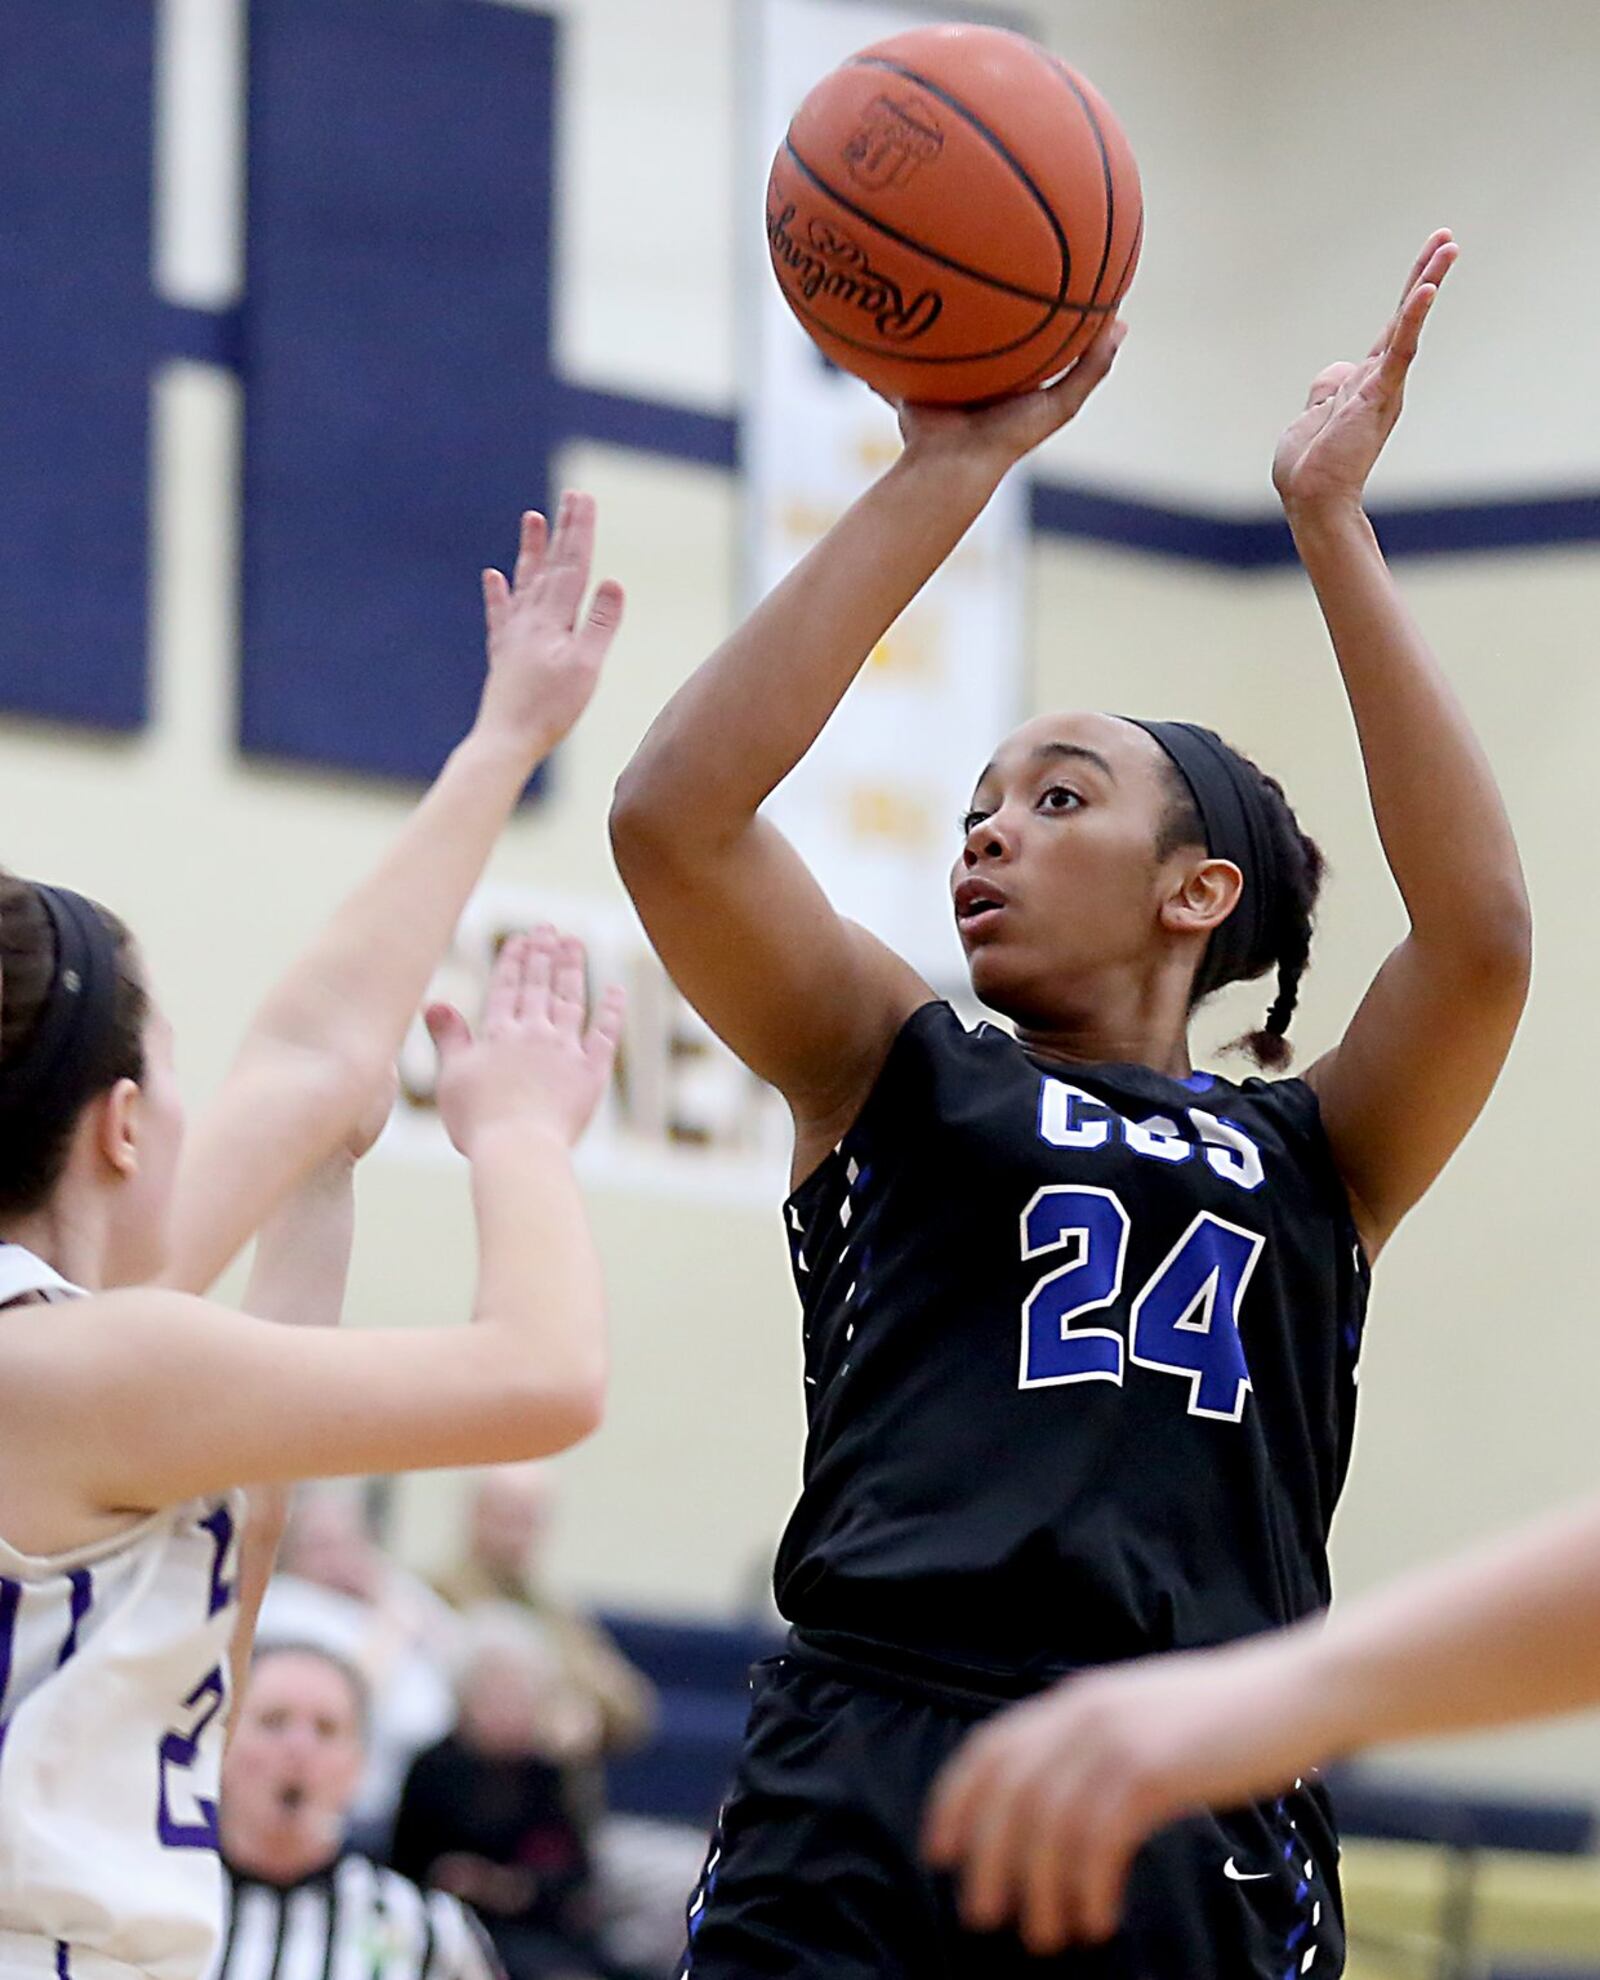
774, 1000, 1369, 1689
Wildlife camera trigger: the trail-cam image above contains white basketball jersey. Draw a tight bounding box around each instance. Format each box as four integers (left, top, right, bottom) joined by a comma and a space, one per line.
0, 1245, 245, 1980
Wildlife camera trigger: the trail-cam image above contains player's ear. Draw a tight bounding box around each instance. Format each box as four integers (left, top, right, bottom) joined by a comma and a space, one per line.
1160, 857, 1242, 941
92, 1077, 144, 1181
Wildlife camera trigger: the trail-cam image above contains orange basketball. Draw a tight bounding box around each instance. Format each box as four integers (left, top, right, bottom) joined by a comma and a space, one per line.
766, 23, 1142, 406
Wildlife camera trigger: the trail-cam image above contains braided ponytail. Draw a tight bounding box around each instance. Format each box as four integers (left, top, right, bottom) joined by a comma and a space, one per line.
1155, 753, 1325, 1070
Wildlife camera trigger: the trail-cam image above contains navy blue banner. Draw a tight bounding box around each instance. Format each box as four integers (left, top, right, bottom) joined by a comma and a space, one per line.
240, 0, 561, 783
0, 0, 154, 730
1, 0, 1596, 760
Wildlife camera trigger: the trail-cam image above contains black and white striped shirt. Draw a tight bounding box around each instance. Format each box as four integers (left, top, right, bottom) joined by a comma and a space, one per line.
213, 1852, 502, 1980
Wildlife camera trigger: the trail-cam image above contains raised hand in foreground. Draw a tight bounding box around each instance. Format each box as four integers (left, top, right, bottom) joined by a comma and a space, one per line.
427, 925, 624, 1155
923, 1633, 1321, 1952
926, 1477, 1600, 1952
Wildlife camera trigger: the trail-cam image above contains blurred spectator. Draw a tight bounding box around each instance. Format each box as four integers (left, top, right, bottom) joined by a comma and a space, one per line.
439, 1468, 697, 1978
436, 1463, 656, 1761
392, 1605, 628, 1980
215, 1643, 501, 1980
259, 1483, 459, 1844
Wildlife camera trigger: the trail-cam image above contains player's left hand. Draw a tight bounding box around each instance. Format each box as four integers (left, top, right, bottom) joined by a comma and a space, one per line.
922, 1639, 1323, 1952
474, 493, 626, 761
1272, 229, 1456, 517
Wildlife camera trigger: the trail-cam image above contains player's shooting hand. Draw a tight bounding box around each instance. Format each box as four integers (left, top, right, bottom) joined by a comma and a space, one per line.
896, 316, 1126, 479
922, 1635, 1326, 1952
475, 495, 626, 761
1273, 230, 1456, 520
426, 925, 624, 1155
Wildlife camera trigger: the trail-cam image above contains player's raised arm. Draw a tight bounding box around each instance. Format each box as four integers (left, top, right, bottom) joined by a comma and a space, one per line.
16, 929, 622, 1515
165, 498, 624, 1295
227, 1074, 394, 1722
609, 324, 1124, 1157
1276, 233, 1531, 1257
925, 1488, 1600, 1951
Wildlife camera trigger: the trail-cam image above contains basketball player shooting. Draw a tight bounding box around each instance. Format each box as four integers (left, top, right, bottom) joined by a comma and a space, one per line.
611, 232, 1530, 1977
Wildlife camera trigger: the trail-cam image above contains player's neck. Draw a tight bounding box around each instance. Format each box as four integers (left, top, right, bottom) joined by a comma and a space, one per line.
1016, 1023, 1193, 1078
1010, 971, 1194, 1078
0, 1193, 109, 1293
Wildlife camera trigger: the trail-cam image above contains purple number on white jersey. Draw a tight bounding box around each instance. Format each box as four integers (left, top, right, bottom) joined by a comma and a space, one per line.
155, 1664, 225, 1850
199, 1504, 236, 1618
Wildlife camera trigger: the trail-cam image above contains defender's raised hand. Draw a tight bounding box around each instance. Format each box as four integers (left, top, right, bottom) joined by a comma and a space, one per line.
477, 495, 626, 758
426, 926, 624, 1155
1273, 229, 1457, 515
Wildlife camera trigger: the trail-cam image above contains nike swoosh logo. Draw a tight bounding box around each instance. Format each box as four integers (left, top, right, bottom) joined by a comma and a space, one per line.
1223, 1858, 1271, 1883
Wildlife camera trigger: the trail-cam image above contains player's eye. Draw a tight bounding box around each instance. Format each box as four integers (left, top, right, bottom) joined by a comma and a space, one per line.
1040, 785, 1083, 813
959, 808, 991, 836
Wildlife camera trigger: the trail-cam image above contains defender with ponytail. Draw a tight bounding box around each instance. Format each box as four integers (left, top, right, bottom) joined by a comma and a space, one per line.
0, 497, 626, 1980
613, 234, 1529, 1980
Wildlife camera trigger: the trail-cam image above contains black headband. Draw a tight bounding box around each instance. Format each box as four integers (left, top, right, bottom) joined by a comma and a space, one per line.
0, 884, 127, 1123
1127, 720, 1276, 996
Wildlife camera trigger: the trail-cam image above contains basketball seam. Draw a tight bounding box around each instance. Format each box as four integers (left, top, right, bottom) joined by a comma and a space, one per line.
779, 138, 1064, 318
1039, 54, 1121, 308
998, 310, 1096, 396
1102, 207, 1143, 311
847, 56, 1074, 305
1008, 204, 1142, 392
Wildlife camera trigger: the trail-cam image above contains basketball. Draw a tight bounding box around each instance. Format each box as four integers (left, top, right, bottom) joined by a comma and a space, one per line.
765, 23, 1142, 406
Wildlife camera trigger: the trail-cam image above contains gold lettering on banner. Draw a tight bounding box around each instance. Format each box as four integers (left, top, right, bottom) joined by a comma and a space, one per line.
847, 785, 937, 849
780, 498, 846, 541
617, 958, 772, 1153
866, 614, 940, 681
854, 432, 900, 476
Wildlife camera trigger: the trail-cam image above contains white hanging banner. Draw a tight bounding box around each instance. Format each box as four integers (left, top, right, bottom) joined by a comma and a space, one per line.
383, 884, 794, 1203
744, 0, 1028, 987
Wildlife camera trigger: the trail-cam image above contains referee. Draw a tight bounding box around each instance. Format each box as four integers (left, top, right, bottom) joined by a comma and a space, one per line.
214, 1642, 502, 1980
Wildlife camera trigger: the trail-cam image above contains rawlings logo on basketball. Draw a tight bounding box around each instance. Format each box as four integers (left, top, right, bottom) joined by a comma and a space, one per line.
767, 203, 942, 344
842, 95, 943, 190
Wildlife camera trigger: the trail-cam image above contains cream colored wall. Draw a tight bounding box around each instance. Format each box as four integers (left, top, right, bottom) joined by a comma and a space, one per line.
1032, 531, 1600, 1792
4, 0, 1599, 1793
541, 0, 1600, 501
1267, 546, 1600, 1795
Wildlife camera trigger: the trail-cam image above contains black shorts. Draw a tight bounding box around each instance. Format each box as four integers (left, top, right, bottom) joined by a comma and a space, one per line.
678, 1650, 1344, 1980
